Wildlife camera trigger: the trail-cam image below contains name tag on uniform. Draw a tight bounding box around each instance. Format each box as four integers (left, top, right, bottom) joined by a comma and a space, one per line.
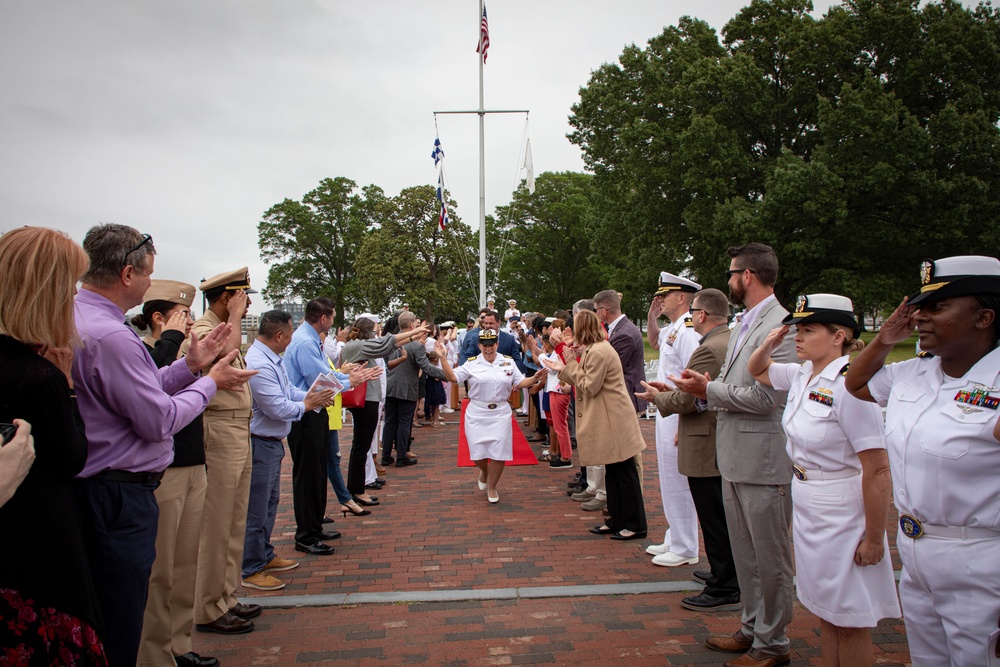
808, 388, 834, 407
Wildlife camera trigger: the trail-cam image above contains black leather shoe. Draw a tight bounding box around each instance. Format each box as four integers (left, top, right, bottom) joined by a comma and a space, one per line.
693, 570, 713, 585
609, 529, 647, 541
395, 458, 418, 467
230, 601, 262, 619
175, 651, 220, 667
322, 515, 334, 524
195, 611, 254, 634
380, 458, 395, 465
352, 495, 380, 506
681, 591, 741, 612
295, 541, 335, 555
375, 477, 387, 484
365, 482, 383, 489
319, 530, 342, 541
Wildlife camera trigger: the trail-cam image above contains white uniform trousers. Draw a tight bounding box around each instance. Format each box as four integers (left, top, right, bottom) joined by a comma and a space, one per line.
898, 533, 1000, 667
365, 401, 384, 484
586, 465, 607, 501
654, 412, 699, 557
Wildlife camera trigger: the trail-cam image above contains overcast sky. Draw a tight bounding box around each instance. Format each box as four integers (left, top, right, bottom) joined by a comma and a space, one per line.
0, 0, 837, 313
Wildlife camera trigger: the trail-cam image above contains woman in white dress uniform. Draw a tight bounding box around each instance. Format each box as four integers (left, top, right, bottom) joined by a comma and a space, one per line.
846, 256, 1000, 667
438, 329, 544, 503
748, 294, 900, 667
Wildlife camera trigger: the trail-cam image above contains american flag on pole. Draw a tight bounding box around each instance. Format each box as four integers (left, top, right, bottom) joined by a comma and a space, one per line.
476, 3, 490, 63
432, 137, 449, 230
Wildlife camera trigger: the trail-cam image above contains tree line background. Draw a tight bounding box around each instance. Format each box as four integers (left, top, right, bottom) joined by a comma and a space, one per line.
258, 0, 1000, 328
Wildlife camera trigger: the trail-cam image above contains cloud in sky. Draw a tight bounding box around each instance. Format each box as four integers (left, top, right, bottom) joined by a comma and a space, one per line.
0, 0, 837, 312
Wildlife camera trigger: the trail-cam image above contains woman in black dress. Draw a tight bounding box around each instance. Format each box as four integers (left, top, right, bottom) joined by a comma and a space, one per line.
0, 226, 108, 665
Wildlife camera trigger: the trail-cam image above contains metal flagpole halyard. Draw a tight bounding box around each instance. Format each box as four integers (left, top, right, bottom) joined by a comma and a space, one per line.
433, 0, 528, 309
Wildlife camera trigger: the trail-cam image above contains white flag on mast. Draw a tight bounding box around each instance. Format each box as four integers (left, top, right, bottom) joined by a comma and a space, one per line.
523, 138, 535, 195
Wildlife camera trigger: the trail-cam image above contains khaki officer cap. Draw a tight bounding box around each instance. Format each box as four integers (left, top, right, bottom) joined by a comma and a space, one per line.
143, 280, 197, 307
199, 267, 258, 294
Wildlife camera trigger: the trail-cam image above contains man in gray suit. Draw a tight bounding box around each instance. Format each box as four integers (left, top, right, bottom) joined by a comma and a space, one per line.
671, 243, 796, 667
381, 311, 447, 467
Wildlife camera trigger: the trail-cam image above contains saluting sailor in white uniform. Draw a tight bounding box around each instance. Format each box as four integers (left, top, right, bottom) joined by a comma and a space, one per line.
846, 256, 1000, 667
437, 329, 544, 504
749, 294, 900, 667
645, 271, 703, 567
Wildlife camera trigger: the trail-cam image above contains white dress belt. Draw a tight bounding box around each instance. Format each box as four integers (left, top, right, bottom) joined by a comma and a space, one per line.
794, 467, 861, 481
469, 399, 510, 410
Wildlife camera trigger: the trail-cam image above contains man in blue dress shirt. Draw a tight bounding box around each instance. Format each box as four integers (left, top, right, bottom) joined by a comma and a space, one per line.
284, 298, 381, 555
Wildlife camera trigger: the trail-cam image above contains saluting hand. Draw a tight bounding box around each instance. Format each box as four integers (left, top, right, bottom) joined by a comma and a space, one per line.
186, 323, 232, 372
876, 297, 916, 346
760, 325, 790, 354
163, 309, 189, 335
207, 350, 257, 391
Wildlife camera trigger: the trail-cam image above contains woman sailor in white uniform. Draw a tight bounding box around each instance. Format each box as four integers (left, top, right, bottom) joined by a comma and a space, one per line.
846, 256, 1000, 667
748, 294, 900, 667
437, 328, 544, 504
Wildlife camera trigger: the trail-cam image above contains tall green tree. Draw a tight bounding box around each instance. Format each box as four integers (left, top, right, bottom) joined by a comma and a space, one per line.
354, 185, 478, 322
569, 0, 1000, 311
257, 177, 384, 327
489, 172, 604, 314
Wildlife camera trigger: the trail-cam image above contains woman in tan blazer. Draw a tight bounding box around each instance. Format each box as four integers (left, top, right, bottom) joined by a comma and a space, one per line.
543, 310, 648, 540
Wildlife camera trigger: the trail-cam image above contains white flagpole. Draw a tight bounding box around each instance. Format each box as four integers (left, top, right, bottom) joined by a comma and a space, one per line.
478, 0, 487, 308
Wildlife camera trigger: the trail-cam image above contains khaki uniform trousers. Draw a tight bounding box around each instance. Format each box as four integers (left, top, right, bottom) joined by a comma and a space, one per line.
138, 465, 207, 667
195, 410, 252, 624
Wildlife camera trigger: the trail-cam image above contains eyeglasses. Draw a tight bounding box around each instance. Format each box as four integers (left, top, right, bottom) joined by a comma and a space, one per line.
123, 234, 153, 267
689, 308, 705, 315
726, 268, 755, 278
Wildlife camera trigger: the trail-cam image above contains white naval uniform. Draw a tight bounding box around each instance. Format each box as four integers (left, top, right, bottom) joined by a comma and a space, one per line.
769, 356, 900, 628
868, 346, 1000, 667
454, 353, 525, 461
653, 315, 701, 557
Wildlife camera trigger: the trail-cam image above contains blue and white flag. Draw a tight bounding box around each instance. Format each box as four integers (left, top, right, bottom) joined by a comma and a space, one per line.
432, 137, 449, 230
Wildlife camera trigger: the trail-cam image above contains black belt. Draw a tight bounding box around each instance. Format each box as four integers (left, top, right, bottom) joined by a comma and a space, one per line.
96, 469, 164, 484
251, 433, 283, 442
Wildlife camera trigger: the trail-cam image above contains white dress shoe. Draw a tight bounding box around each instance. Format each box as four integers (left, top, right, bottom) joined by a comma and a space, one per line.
477, 475, 488, 491
487, 489, 499, 504
645, 543, 670, 556
651, 551, 699, 567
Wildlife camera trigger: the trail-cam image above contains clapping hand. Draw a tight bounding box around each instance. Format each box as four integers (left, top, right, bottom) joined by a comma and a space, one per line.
186, 323, 232, 372
634, 380, 670, 403
304, 388, 337, 412
540, 354, 565, 374
669, 368, 711, 400
207, 350, 258, 391
348, 362, 382, 387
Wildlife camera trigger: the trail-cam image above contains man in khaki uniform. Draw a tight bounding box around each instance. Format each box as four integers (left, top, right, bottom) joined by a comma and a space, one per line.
186, 268, 261, 635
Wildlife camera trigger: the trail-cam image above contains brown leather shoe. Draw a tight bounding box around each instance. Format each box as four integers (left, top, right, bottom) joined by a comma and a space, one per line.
723, 648, 790, 667
195, 611, 254, 634
230, 601, 262, 619
705, 630, 753, 653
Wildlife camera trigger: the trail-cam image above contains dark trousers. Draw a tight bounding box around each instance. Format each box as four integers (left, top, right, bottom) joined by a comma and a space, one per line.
347, 401, 380, 495
688, 475, 740, 596
567, 394, 577, 447
381, 396, 415, 463
605, 456, 646, 533
287, 410, 328, 544
77, 477, 159, 667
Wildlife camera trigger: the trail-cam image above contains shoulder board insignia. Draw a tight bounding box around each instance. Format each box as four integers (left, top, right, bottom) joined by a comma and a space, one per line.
468, 355, 478, 362
503, 354, 512, 358
840, 363, 850, 377
685, 320, 694, 327
917, 351, 935, 358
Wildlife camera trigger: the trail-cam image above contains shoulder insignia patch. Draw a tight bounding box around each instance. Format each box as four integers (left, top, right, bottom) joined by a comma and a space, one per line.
840, 363, 850, 377
917, 351, 935, 358
502, 354, 512, 359
468, 355, 478, 362
685, 320, 694, 327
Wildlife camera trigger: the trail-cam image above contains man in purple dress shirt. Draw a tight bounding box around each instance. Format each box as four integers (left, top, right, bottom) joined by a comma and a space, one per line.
72, 224, 256, 667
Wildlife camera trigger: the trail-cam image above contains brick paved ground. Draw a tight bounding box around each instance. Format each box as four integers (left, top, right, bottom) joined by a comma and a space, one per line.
192, 413, 911, 666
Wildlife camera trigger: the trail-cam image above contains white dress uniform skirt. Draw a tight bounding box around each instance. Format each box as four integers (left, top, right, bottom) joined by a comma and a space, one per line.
792, 474, 901, 627
465, 401, 514, 462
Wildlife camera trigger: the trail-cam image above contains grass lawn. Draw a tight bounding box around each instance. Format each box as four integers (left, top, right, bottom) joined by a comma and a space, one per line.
643, 329, 919, 365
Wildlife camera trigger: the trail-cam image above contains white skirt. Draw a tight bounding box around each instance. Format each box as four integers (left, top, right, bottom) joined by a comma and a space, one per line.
792, 474, 901, 627
465, 401, 513, 462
